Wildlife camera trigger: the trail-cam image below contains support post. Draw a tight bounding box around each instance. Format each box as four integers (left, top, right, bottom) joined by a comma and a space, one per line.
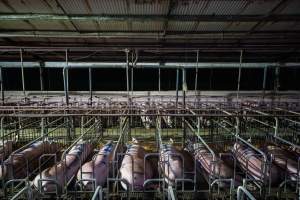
158, 68, 161, 92
194, 50, 199, 94
41, 118, 46, 137
125, 49, 130, 97
262, 66, 267, 99
131, 51, 134, 95
39, 62, 44, 91
237, 50, 243, 101
63, 49, 69, 106
175, 68, 179, 107
20, 49, 26, 97
89, 67, 92, 105
131, 63, 134, 95
274, 65, 280, 93
182, 68, 186, 148
194, 50, 199, 106
0, 66, 4, 105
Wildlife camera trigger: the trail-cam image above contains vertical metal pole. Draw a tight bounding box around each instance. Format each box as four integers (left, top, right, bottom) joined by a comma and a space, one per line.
182, 68, 186, 148
131, 51, 134, 95
175, 68, 179, 107
182, 68, 187, 106
237, 50, 243, 101
274, 65, 280, 93
125, 49, 130, 97
0, 66, 4, 105
262, 66, 267, 99
89, 67, 92, 105
20, 49, 26, 97
194, 50, 199, 107
63, 49, 69, 106
41, 118, 45, 137
131, 63, 134, 95
39, 63, 44, 91
158, 68, 161, 92
194, 50, 199, 94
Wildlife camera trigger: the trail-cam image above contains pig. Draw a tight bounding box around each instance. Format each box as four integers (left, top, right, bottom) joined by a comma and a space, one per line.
265, 145, 300, 181
159, 140, 194, 186
120, 138, 154, 190
76, 141, 115, 190
194, 145, 242, 187
0, 141, 58, 180
233, 142, 282, 186
33, 141, 93, 194
0, 140, 13, 162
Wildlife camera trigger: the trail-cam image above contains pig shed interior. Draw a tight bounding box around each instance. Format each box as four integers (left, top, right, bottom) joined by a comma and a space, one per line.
0, 0, 300, 200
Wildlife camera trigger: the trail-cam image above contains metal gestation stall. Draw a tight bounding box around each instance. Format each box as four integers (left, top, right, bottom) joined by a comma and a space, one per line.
0, 48, 299, 200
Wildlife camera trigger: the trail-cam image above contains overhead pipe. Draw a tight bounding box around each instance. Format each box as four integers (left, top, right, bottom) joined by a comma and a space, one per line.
0, 13, 299, 22
1, 61, 299, 69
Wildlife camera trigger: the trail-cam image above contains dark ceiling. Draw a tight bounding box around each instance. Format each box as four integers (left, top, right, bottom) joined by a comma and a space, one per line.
0, 0, 299, 62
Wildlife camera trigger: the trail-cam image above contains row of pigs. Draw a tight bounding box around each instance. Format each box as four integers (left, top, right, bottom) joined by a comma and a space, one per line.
0, 137, 299, 196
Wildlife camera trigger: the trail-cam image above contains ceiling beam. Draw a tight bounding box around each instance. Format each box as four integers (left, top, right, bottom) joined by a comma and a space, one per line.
0, 13, 299, 22
0, 30, 300, 39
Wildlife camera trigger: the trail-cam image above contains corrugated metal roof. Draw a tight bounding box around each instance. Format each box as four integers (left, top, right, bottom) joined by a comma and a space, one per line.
197, 22, 228, 32
169, 0, 300, 16
129, 0, 169, 15
73, 21, 99, 31
132, 21, 163, 31
97, 21, 129, 31
280, 0, 300, 14
171, 1, 208, 15
0, 21, 32, 30
0, 1, 14, 13
201, 0, 250, 15
0, 0, 63, 14
56, 0, 89, 15
168, 21, 195, 32
0, 0, 299, 43
30, 20, 75, 31
260, 21, 298, 31
241, 0, 282, 15
225, 22, 257, 31
88, 0, 128, 14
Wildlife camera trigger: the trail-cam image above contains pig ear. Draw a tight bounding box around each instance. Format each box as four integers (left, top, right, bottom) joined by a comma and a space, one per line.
132, 137, 138, 144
